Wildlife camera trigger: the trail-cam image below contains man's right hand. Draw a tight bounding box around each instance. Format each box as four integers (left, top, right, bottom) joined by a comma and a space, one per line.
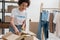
15, 28, 20, 35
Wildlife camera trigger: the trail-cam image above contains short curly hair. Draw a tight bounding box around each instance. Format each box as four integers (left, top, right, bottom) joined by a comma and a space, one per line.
18, 0, 30, 7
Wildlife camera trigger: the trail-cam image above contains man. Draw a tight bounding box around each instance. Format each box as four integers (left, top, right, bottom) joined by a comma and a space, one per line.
9, 0, 30, 35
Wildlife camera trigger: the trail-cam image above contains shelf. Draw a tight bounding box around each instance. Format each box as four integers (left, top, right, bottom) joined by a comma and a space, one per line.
0, 1, 17, 3
0, 12, 11, 13
0, 22, 10, 28
0, 0, 18, 34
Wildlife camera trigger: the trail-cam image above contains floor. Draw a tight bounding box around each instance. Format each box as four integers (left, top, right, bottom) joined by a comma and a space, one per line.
47, 32, 60, 40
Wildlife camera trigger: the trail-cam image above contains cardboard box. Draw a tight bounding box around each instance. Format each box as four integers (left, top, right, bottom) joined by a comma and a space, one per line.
0, 22, 10, 28
2, 31, 37, 40
5, 16, 11, 22
24, 36, 39, 40
7, 5, 17, 13
21, 32, 38, 40
2, 32, 21, 40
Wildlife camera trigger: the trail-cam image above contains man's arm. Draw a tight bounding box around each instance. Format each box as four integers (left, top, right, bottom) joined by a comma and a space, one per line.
10, 17, 20, 35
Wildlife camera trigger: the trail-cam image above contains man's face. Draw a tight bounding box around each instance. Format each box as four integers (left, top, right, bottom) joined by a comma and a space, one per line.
19, 2, 28, 11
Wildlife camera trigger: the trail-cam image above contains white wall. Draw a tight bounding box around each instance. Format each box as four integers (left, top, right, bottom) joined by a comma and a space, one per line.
0, 0, 59, 22
27, 0, 59, 22
41, 0, 59, 8
27, 0, 40, 22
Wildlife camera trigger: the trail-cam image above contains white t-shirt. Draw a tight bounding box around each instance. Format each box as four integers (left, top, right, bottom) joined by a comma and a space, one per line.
53, 12, 60, 24
11, 8, 27, 25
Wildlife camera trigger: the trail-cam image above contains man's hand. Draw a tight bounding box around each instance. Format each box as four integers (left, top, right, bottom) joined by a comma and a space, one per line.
22, 23, 26, 30
15, 28, 20, 35
22, 20, 26, 31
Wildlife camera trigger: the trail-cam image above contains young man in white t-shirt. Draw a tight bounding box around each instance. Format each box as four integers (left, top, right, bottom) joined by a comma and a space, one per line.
9, 0, 30, 35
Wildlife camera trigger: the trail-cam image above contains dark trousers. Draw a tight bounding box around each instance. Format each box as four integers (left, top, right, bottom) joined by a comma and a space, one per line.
9, 25, 22, 33
37, 20, 49, 40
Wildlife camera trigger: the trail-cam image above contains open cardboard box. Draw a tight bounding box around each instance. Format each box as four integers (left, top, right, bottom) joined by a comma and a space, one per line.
24, 36, 39, 40
2, 32, 21, 40
2, 31, 38, 40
